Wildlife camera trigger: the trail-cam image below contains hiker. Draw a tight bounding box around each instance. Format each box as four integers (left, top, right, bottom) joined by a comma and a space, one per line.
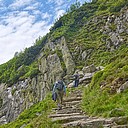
73, 71, 79, 87
52, 78, 66, 110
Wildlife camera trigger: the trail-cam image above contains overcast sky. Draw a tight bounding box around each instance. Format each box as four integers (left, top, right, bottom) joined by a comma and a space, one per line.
0, 0, 90, 65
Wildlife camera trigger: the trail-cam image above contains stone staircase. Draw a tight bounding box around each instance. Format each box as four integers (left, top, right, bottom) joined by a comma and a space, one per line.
49, 87, 128, 128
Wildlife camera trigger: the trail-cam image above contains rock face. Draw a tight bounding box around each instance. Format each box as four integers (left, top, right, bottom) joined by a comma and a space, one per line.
0, 37, 75, 124
117, 81, 128, 93
101, 7, 128, 50
0, 76, 49, 124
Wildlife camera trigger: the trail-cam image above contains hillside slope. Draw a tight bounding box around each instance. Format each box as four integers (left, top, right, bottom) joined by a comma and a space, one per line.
0, 0, 128, 126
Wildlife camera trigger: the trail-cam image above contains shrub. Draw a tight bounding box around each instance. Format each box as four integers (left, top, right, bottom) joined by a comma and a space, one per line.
90, 70, 103, 87
109, 0, 128, 12
98, 3, 108, 11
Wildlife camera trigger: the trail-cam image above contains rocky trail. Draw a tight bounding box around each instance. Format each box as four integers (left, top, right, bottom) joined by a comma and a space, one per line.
49, 86, 128, 128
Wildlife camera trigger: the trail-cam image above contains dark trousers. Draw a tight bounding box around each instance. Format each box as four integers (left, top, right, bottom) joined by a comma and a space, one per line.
74, 80, 79, 87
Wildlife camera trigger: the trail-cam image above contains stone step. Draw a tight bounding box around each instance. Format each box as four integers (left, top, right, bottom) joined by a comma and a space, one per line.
0, 116, 7, 124
52, 106, 73, 112
51, 115, 88, 124
65, 104, 80, 109
56, 108, 82, 114
62, 119, 85, 128
49, 113, 82, 118
68, 92, 82, 97
67, 95, 82, 100
103, 116, 128, 127
64, 100, 81, 106
63, 97, 82, 102
111, 125, 128, 128
103, 124, 115, 128
62, 118, 106, 128
62, 104, 80, 110
103, 122, 116, 128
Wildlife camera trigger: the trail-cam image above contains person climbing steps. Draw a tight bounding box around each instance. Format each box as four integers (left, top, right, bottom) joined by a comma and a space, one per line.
52, 77, 66, 110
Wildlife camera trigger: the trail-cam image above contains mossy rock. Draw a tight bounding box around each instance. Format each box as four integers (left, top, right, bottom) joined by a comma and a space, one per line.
113, 116, 128, 125
108, 108, 125, 117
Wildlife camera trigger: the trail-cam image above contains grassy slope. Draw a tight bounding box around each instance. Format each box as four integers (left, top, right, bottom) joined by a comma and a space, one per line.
82, 45, 128, 117
59, 0, 128, 118
82, 86, 128, 117
0, 93, 61, 128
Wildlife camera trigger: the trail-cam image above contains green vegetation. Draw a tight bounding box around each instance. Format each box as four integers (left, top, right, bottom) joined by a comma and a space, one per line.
49, 0, 128, 68
0, 93, 61, 128
0, 0, 128, 124
56, 49, 67, 75
0, 35, 47, 85
82, 44, 128, 117
91, 45, 128, 87
96, 0, 128, 13
0, 0, 127, 86
82, 87, 128, 118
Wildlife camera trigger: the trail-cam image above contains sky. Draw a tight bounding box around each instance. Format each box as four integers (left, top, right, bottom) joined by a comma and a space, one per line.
0, 0, 90, 65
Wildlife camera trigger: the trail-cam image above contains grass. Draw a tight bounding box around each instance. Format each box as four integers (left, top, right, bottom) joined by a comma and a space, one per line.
82, 87, 128, 117
0, 93, 62, 128
81, 44, 128, 118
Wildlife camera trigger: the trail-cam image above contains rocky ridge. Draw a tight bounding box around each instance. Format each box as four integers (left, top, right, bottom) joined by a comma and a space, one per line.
0, 37, 75, 124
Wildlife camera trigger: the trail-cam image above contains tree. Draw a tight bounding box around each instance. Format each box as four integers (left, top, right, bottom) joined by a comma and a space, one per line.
68, 0, 81, 12
14, 52, 19, 57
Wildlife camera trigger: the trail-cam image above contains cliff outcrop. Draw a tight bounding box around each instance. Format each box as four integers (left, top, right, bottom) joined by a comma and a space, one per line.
0, 37, 75, 124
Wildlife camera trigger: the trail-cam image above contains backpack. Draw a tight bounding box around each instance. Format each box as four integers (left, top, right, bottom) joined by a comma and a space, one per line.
74, 74, 79, 80
52, 92, 57, 101
56, 80, 64, 91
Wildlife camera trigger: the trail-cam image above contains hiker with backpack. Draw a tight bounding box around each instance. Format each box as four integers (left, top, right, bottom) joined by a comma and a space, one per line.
52, 78, 66, 110
73, 71, 79, 87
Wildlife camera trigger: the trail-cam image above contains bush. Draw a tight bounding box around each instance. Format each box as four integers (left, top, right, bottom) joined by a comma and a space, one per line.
109, 0, 128, 12
98, 3, 108, 11
90, 70, 103, 87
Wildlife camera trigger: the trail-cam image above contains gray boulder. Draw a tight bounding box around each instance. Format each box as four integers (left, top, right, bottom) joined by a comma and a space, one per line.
117, 81, 128, 93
